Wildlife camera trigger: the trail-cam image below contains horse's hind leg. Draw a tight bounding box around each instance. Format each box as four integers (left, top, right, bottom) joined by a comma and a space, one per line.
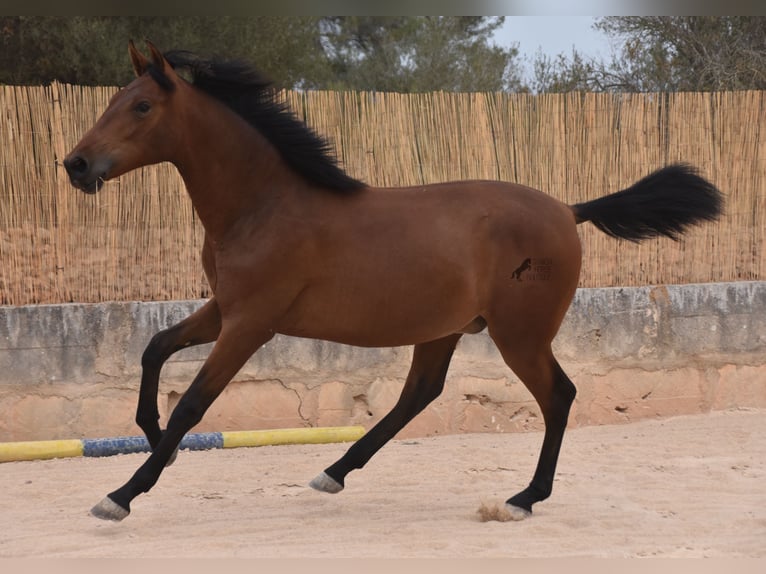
310, 333, 462, 493
492, 336, 576, 520
136, 298, 221, 450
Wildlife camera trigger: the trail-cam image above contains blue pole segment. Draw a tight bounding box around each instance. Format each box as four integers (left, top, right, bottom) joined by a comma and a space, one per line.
81, 432, 224, 457
180, 432, 224, 451
82, 436, 151, 457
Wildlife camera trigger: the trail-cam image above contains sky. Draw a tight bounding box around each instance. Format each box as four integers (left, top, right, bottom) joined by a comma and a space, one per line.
493, 16, 615, 80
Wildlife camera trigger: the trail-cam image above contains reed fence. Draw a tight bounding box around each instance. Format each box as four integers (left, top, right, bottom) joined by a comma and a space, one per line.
1, 83, 763, 305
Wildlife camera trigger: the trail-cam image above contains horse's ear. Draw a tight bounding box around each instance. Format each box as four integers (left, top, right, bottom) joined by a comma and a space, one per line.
144, 40, 181, 86
146, 40, 171, 74
128, 40, 149, 77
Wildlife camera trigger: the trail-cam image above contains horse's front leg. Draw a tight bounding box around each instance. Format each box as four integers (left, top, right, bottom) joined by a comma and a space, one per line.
92, 323, 273, 521
136, 297, 222, 449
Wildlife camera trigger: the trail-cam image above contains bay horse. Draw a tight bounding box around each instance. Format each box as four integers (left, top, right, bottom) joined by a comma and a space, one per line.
64, 41, 722, 522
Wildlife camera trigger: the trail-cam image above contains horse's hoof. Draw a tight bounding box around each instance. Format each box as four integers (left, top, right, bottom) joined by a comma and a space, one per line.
309, 471, 344, 494
504, 503, 532, 521
90, 496, 130, 521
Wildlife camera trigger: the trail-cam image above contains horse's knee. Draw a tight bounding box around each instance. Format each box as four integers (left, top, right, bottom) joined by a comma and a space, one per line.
137, 330, 178, 433
141, 329, 176, 371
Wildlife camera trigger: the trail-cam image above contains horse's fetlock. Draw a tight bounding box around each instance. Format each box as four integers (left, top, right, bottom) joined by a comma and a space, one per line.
135, 413, 159, 432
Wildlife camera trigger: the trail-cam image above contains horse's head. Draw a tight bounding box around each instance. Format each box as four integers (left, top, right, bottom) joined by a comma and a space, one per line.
64, 41, 183, 193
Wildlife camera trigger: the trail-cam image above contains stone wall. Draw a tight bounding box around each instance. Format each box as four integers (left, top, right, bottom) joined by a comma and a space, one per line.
1, 282, 764, 441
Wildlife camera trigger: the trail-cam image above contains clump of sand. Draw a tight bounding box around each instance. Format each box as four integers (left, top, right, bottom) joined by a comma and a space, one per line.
476, 501, 529, 522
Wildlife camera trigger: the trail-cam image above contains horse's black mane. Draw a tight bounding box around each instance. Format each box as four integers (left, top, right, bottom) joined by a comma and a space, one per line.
157, 50, 364, 193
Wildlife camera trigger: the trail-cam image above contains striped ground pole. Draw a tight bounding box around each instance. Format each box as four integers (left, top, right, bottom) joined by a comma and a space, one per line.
0, 426, 366, 463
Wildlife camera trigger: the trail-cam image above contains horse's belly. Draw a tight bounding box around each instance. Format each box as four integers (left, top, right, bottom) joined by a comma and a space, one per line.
276, 278, 480, 347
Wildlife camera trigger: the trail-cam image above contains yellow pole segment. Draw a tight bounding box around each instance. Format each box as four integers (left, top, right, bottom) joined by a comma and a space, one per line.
222, 426, 365, 449
0, 439, 84, 463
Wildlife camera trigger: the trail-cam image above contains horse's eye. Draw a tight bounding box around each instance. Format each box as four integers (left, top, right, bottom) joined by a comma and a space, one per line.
135, 101, 151, 114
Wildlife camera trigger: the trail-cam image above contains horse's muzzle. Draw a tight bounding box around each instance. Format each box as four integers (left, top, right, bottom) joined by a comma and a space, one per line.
63, 154, 106, 194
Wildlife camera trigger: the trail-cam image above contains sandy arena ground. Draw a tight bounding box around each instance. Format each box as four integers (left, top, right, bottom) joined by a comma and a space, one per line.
0, 408, 764, 558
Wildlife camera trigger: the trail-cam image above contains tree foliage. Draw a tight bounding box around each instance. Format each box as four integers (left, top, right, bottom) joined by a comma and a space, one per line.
0, 17, 328, 88
533, 16, 766, 93
5, 17, 766, 94
0, 16, 519, 92
320, 16, 520, 92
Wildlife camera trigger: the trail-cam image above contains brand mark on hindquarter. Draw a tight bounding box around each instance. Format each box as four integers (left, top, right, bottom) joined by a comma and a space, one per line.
511, 257, 552, 282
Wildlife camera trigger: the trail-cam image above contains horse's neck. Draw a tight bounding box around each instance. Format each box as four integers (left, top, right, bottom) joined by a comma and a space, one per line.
172, 103, 293, 240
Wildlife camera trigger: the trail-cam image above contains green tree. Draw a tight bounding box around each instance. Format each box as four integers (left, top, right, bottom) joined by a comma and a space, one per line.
597, 16, 766, 91
320, 16, 521, 92
0, 16, 522, 92
0, 17, 326, 87
529, 49, 601, 93
533, 16, 766, 93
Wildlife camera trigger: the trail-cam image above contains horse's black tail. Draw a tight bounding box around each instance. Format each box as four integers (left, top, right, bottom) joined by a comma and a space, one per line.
571, 164, 723, 242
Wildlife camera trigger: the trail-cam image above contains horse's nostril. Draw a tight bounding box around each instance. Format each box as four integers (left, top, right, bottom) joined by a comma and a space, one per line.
64, 156, 88, 176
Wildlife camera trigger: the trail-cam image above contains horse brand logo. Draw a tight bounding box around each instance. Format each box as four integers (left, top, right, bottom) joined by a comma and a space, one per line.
511, 258, 532, 281
512, 257, 553, 282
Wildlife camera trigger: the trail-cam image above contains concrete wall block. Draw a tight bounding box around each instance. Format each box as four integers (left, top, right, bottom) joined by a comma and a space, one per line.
712, 364, 766, 410
0, 382, 138, 441
0, 281, 763, 440
317, 380, 355, 412
166, 379, 306, 434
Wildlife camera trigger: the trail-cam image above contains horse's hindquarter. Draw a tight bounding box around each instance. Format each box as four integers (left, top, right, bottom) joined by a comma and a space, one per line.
266, 181, 582, 347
